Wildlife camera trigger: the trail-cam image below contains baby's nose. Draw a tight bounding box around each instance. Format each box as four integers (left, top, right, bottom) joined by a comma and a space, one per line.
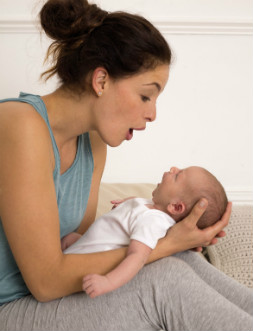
170, 167, 180, 174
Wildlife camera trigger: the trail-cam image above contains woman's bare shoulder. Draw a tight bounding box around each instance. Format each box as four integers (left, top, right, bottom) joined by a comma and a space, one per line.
0, 101, 54, 170
0, 101, 46, 129
0, 101, 52, 147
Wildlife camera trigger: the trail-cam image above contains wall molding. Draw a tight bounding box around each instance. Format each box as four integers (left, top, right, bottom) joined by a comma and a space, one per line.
0, 19, 39, 34
0, 17, 252, 35
155, 19, 253, 35
226, 190, 253, 204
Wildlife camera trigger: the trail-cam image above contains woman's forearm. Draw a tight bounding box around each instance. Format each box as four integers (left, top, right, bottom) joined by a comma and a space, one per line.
40, 240, 165, 302
37, 247, 128, 302
147, 237, 178, 263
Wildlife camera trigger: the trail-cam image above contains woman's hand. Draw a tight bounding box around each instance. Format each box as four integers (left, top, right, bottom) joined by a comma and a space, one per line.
164, 199, 232, 254
195, 200, 232, 251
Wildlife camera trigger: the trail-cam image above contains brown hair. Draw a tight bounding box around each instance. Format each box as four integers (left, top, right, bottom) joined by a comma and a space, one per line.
39, 0, 171, 93
195, 173, 228, 229
177, 168, 228, 229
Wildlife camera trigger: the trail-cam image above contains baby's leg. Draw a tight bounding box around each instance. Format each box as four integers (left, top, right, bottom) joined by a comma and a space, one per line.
175, 250, 253, 316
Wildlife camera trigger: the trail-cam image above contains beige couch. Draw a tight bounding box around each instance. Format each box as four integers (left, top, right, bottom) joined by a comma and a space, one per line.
96, 183, 253, 288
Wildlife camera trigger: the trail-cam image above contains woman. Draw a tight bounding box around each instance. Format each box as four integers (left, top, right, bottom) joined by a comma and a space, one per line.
0, 0, 252, 330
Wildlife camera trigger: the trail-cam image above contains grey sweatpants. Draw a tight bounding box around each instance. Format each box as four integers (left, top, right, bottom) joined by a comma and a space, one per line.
1, 251, 252, 331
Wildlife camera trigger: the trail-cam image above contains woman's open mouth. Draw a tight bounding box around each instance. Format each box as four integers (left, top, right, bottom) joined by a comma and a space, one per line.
126, 128, 134, 140
126, 127, 145, 141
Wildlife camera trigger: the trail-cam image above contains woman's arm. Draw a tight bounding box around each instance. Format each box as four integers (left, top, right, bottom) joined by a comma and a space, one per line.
0, 105, 128, 302
83, 240, 152, 298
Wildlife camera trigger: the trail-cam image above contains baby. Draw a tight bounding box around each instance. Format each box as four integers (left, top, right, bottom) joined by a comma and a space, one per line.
62, 166, 228, 298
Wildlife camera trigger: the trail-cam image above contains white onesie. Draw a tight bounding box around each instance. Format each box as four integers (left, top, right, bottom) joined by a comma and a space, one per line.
64, 198, 175, 254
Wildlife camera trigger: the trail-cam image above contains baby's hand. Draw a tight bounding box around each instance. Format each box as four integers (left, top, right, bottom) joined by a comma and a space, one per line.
61, 232, 82, 251
82, 274, 113, 298
111, 196, 135, 209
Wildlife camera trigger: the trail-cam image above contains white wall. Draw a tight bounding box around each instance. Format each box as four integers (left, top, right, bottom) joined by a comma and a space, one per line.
0, 0, 253, 202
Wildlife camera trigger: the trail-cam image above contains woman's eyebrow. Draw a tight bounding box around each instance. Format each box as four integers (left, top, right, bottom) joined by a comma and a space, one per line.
142, 82, 161, 92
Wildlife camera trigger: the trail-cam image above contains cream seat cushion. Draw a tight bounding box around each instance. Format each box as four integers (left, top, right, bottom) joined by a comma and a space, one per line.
96, 183, 156, 218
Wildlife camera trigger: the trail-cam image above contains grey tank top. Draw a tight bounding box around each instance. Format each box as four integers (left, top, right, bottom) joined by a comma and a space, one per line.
0, 92, 94, 304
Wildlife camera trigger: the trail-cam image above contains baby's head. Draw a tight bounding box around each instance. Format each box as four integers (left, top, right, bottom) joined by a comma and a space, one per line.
152, 166, 228, 229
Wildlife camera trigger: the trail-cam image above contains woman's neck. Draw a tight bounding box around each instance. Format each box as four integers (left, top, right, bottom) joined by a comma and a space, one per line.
41, 87, 95, 148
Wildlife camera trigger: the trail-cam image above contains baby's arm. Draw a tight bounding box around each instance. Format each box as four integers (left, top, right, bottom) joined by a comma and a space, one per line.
82, 240, 152, 298
61, 232, 82, 251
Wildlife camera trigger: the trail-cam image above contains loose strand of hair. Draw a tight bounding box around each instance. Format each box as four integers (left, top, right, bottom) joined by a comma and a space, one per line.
41, 42, 61, 81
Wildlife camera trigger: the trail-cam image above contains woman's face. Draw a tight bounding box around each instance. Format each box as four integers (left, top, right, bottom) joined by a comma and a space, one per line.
94, 64, 170, 147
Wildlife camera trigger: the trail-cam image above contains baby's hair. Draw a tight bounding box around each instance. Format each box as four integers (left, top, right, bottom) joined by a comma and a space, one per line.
195, 170, 228, 229
39, 0, 172, 93
179, 167, 228, 229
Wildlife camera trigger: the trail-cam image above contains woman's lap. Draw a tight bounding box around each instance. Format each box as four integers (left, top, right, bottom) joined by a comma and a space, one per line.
0, 259, 164, 331
0, 285, 156, 331
1, 251, 252, 331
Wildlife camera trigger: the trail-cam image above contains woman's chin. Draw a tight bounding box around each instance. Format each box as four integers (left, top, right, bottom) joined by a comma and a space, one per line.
107, 139, 124, 148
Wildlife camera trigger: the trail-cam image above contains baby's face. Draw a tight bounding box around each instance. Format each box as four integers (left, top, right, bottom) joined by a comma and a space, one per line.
152, 166, 205, 208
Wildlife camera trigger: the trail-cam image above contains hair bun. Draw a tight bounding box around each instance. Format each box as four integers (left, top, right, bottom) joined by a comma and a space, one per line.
40, 0, 108, 41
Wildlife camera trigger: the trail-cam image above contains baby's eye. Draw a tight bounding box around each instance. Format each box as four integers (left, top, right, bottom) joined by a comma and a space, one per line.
141, 95, 150, 102
175, 173, 178, 180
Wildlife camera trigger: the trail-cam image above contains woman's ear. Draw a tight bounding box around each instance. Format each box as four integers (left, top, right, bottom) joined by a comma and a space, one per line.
167, 201, 186, 215
92, 67, 108, 97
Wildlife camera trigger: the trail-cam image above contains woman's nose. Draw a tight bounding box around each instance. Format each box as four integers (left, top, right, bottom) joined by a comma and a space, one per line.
170, 167, 180, 174
145, 106, 156, 122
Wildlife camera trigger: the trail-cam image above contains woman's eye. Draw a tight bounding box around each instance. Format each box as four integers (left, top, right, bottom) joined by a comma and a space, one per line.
141, 95, 150, 102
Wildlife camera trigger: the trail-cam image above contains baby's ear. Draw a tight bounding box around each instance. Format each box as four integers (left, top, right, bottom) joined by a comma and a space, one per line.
167, 201, 186, 215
